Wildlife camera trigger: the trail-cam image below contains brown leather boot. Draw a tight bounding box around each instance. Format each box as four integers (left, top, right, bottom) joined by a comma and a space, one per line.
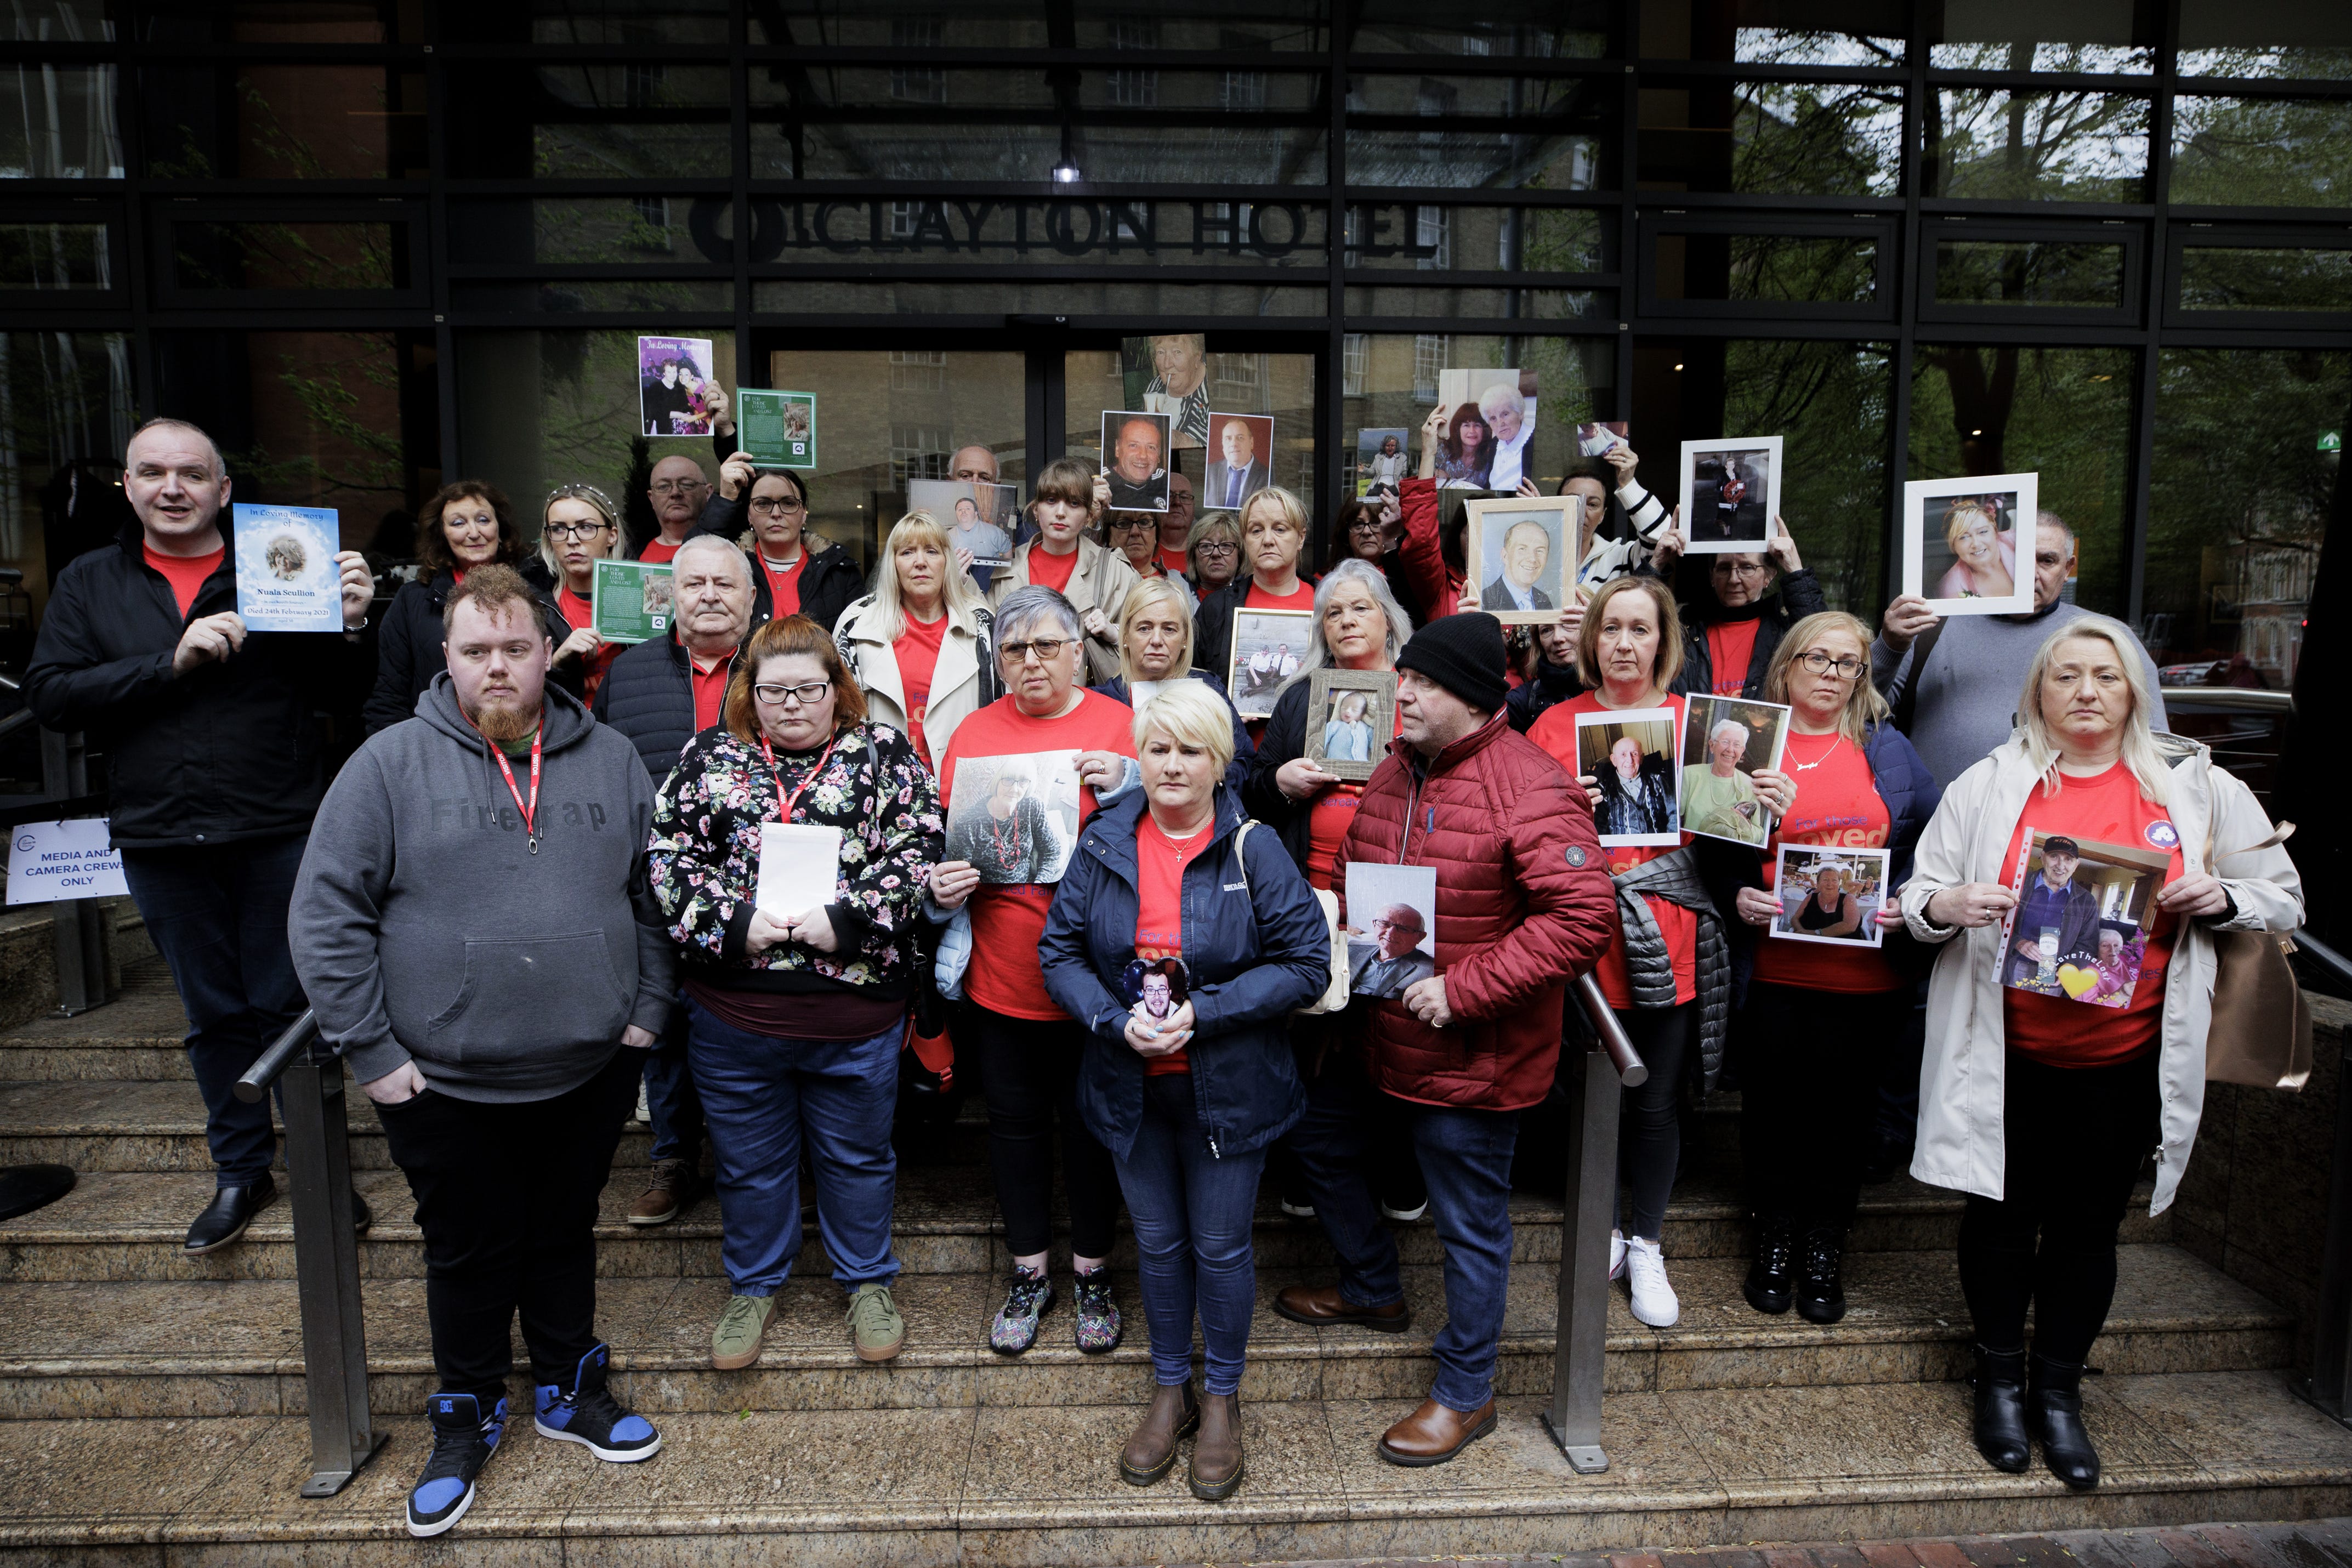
1189, 1391, 1245, 1502
1117, 1382, 1198, 1486
1271, 1283, 1411, 1332
1377, 1396, 1497, 1467
628, 1158, 696, 1227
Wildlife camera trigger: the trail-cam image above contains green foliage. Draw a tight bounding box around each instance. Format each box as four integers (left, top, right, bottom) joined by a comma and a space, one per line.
1722, 341, 1890, 612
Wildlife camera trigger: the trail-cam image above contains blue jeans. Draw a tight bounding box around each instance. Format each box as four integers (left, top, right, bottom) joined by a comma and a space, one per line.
1113, 1076, 1266, 1397
644, 992, 705, 1168
684, 997, 902, 1296
1410, 1099, 1522, 1413
118, 834, 309, 1186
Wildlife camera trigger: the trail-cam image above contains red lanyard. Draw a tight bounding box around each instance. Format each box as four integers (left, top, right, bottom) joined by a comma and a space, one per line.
487, 728, 542, 855
759, 731, 837, 823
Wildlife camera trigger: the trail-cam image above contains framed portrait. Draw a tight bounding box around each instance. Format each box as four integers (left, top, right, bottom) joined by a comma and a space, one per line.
1462, 495, 1575, 624
908, 478, 1019, 570
1226, 608, 1314, 719
1998, 830, 2171, 1009
1770, 845, 1891, 948
1201, 413, 1275, 513
1677, 436, 1783, 555
1356, 427, 1410, 498
1100, 409, 1173, 513
1679, 694, 1791, 847
1573, 706, 1680, 847
1901, 472, 2038, 616
637, 335, 717, 438
1305, 668, 1397, 782
944, 752, 1087, 885
1342, 862, 1440, 1001
1435, 367, 1538, 491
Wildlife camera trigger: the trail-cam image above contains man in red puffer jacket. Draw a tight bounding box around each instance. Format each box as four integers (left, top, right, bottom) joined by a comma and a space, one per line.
1272, 612, 1614, 1467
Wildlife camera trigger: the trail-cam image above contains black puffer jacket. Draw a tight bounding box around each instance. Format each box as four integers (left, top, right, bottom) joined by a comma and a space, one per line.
1193, 572, 1318, 695
361, 569, 578, 735
1656, 564, 1827, 700
689, 498, 865, 635
593, 633, 737, 786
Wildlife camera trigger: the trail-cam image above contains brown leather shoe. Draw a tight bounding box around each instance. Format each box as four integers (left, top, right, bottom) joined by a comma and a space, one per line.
1272, 1283, 1411, 1332
628, 1158, 696, 1226
1189, 1391, 1245, 1501
1117, 1382, 1198, 1486
1377, 1397, 1497, 1467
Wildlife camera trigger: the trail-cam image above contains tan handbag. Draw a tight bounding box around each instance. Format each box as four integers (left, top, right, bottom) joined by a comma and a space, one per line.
2202, 817, 2310, 1092
1234, 821, 1350, 1015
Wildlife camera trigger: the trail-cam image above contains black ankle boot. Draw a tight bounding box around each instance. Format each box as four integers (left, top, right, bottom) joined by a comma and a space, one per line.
2029, 1353, 2100, 1490
1742, 1218, 1794, 1315
1794, 1229, 1846, 1325
1970, 1344, 2030, 1473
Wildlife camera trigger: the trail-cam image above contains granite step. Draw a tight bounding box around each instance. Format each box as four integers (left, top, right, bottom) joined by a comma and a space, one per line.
0, 1243, 2287, 1421
1, 1369, 2346, 1564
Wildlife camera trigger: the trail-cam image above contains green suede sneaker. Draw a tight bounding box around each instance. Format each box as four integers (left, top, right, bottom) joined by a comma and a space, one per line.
711, 1293, 776, 1371
848, 1282, 905, 1362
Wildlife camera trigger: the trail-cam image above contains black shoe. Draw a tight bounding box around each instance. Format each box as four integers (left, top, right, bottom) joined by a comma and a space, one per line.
2029, 1353, 2100, 1490
1971, 1344, 2031, 1473
1861, 1137, 1909, 1185
353, 1191, 372, 1235
1794, 1229, 1846, 1325
1742, 1218, 1795, 1315
185, 1176, 279, 1255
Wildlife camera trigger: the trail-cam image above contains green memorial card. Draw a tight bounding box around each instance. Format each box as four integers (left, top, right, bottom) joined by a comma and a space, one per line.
737, 388, 817, 470
590, 559, 675, 644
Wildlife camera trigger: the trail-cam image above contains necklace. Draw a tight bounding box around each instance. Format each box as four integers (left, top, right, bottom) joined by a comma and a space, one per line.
1786, 730, 1843, 772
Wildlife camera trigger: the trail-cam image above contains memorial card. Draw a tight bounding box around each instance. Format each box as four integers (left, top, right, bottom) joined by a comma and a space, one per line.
639, 336, 717, 437
589, 558, 675, 644
737, 388, 817, 470
757, 823, 845, 919
232, 503, 342, 632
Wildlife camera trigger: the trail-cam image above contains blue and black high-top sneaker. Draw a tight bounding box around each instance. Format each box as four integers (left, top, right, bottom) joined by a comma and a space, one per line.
406, 1391, 505, 1538
533, 1343, 661, 1462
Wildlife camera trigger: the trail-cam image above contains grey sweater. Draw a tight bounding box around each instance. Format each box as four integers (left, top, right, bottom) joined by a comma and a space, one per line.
1871, 601, 2169, 789
290, 675, 675, 1102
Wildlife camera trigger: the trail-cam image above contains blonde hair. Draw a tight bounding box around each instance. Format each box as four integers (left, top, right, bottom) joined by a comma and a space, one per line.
870, 509, 984, 640
2015, 613, 2171, 805
1575, 576, 1684, 696
1186, 512, 1241, 577
1117, 576, 1196, 684
1238, 485, 1308, 544
1132, 679, 1237, 775
539, 481, 621, 581
1944, 498, 1998, 552
1762, 611, 1889, 747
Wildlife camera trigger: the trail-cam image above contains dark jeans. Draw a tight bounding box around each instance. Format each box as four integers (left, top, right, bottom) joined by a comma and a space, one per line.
1615, 1003, 1691, 1240
685, 997, 900, 1296
644, 990, 706, 1169
119, 834, 309, 1186
1957, 1047, 2161, 1366
1739, 984, 1908, 1236
375, 1047, 643, 1405
1281, 1049, 1404, 1309
1114, 1075, 1266, 1396
965, 1001, 1119, 1260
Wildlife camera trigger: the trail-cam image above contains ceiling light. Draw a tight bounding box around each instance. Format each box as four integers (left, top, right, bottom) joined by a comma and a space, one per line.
1672, 362, 1684, 371
1052, 160, 1083, 184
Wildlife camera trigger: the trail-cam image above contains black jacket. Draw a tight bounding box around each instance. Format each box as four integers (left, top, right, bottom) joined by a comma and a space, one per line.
24, 519, 368, 848
361, 570, 578, 736
1192, 572, 1317, 695
1238, 678, 1323, 875
690, 497, 865, 635
1658, 566, 1827, 700
593, 632, 738, 786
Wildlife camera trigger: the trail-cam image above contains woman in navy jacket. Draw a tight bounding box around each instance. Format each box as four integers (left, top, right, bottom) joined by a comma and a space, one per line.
1040, 680, 1330, 1505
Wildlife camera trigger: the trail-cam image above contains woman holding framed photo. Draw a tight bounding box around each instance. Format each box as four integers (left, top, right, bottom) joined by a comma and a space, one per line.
1089, 576, 1253, 796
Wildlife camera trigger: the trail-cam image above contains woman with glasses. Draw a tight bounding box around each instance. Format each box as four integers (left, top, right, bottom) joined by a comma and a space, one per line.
1192, 487, 1318, 694
928, 586, 1140, 1355
1644, 515, 1826, 702
705, 467, 863, 637
647, 613, 944, 1373
1185, 513, 1243, 598
1725, 612, 1939, 1324
538, 483, 630, 707
1103, 510, 1196, 615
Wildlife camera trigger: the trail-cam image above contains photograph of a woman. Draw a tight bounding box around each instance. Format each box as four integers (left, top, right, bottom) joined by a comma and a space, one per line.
1434, 405, 1495, 489
944, 754, 1081, 884
1770, 847, 1890, 947
1934, 499, 2017, 601
1901, 472, 2036, 615
1678, 694, 1790, 847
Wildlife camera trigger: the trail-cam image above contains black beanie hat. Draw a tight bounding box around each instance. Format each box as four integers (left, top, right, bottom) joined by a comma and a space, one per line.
1395, 611, 1509, 714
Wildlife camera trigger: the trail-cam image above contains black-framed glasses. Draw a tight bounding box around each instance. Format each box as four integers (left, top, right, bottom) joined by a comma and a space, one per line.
999, 638, 1073, 664
753, 680, 833, 706
649, 479, 707, 496
1196, 541, 1238, 555
1106, 516, 1157, 532
1711, 559, 1770, 577
748, 496, 806, 516
545, 520, 613, 541
1797, 651, 1866, 680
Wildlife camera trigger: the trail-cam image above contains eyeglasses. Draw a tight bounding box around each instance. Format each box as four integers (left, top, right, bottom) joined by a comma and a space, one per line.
753, 680, 832, 706
1106, 517, 1157, 533
1347, 519, 1386, 535
1711, 560, 1770, 578
649, 480, 707, 496
1796, 650, 1866, 680
999, 638, 1073, 664
748, 496, 806, 516
545, 520, 613, 541
1196, 542, 1238, 556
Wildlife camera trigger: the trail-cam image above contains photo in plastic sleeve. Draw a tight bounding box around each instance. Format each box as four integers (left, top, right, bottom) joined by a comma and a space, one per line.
1901, 471, 2038, 617
1463, 495, 1575, 624
908, 478, 1018, 569
1356, 427, 1410, 499
1305, 668, 1397, 782
1100, 409, 1173, 513
736, 388, 816, 470
1120, 956, 1192, 1030
588, 559, 675, 644
1573, 706, 1680, 847
1577, 421, 1630, 459
1123, 334, 1209, 449
944, 752, 1086, 885
231, 503, 342, 632
1679, 694, 1790, 847
1770, 845, 1891, 948
1999, 831, 2169, 1008
1201, 413, 1275, 512
1677, 436, 1782, 554
1435, 368, 1538, 491
1226, 609, 1314, 719
1343, 862, 1440, 1001
638, 335, 717, 437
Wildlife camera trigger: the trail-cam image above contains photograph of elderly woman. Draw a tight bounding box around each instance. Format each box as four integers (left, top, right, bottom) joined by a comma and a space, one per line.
1770, 846, 1891, 947
943, 752, 1086, 884
1901, 471, 2037, 615
1677, 437, 1781, 552
1679, 694, 1790, 846
1573, 706, 1680, 846
1999, 831, 2168, 1008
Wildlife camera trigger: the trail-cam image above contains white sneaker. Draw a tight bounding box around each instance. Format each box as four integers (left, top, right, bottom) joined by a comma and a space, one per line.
635, 1080, 651, 1124
1624, 1236, 1679, 1327
1608, 1229, 1627, 1281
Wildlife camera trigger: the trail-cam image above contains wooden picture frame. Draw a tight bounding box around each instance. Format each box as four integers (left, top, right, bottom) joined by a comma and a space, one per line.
1462, 495, 1576, 625
1304, 668, 1397, 781
1226, 608, 1314, 719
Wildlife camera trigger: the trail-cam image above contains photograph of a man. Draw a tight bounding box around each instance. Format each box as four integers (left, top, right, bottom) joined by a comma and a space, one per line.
1203, 415, 1273, 512
1140, 334, 1211, 447
1478, 382, 1536, 492
2004, 834, 2104, 987
1101, 411, 1172, 513
1120, 956, 1191, 1025
1347, 905, 1437, 999
1481, 516, 1556, 613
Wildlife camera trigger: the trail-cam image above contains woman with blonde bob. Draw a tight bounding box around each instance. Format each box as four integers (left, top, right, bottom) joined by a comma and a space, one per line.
1901, 613, 2300, 1491
1186, 512, 1243, 598
1090, 575, 1253, 794
1039, 680, 1333, 1503
1193, 485, 1318, 684
1934, 499, 2016, 601
834, 509, 1000, 771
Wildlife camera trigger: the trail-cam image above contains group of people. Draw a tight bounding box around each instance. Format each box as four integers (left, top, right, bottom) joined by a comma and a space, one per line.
20, 415, 2302, 1537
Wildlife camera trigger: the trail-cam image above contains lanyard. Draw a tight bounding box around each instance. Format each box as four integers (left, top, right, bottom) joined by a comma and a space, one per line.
487, 727, 542, 854
759, 730, 837, 823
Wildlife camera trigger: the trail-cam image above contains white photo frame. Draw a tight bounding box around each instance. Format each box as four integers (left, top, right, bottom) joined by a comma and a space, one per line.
1769, 845, 1891, 948
1677, 436, 1782, 555
1901, 471, 2038, 616
1573, 706, 1681, 847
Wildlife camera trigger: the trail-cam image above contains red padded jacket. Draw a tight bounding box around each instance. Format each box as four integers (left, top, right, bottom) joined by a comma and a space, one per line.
1334, 712, 1616, 1110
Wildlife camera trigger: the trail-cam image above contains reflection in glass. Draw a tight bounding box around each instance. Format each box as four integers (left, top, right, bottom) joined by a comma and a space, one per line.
2178, 248, 2352, 313
1, 65, 121, 178
1934, 240, 2124, 307
1067, 348, 1318, 521
541, 63, 731, 110
1349, 77, 1615, 190
1349, 129, 1604, 190
2170, 97, 2352, 208
748, 198, 1326, 268
172, 223, 404, 293
1637, 82, 1902, 197
140, 65, 424, 179
0, 330, 131, 616
448, 198, 736, 266
1655, 234, 1877, 304
1351, 0, 1611, 59
757, 2, 1049, 48
1639, 0, 1904, 65
140, 2, 400, 42
0, 224, 110, 291
1345, 206, 1604, 273
6, 3, 112, 41
751, 279, 1328, 315
2178, 0, 2352, 80
450, 280, 734, 313
1910, 344, 2137, 615
1925, 0, 2154, 74
1921, 90, 2149, 202
1342, 285, 1609, 317
445, 1, 730, 44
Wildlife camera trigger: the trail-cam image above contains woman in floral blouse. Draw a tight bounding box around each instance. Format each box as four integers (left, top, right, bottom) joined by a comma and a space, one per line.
647, 613, 944, 1374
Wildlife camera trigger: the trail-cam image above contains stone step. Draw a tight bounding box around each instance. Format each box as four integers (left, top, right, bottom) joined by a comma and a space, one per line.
0, 1368, 2344, 1564
0, 1243, 2286, 1421
0, 897, 152, 1036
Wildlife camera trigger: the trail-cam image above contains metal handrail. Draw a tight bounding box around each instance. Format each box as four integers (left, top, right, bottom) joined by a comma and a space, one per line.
2297, 931, 2352, 996
236, 1009, 325, 1103
2159, 686, 2293, 715
1575, 972, 1647, 1087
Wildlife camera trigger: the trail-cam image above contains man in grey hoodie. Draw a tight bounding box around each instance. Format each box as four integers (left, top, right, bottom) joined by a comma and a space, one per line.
290, 565, 675, 1539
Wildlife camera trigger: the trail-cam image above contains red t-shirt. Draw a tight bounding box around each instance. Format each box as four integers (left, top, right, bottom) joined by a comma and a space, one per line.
1530, 692, 1696, 1009
1246, 580, 1316, 612
689, 645, 734, 732
557, 588, 622, 706
638, 537, 683, 565
1705, 620, 1760, 697
145, 545, 224, 620
893, 611, 949, 770
1305, 699, 1406, 892
1999, 762, 2184, 1069
758, 552, 804, 618
1752, 728, 1902, 994
1027, 543, 1080, 596
1158, 545, 1190, 577
939, 692, 1139, 1021
1134, 813, 1213, 1076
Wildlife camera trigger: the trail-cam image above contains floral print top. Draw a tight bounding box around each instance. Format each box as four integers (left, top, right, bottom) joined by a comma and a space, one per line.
649, 721, 944, 988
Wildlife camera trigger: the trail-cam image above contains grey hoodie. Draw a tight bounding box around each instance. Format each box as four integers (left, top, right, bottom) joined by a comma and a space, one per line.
290, 673, 675, 1102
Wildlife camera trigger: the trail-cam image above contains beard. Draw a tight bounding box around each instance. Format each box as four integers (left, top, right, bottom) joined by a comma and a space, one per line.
465, 691, 542, 744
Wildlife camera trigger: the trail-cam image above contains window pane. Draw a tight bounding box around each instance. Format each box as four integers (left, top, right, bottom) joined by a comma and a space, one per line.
0, 224, 111, 290
141, 65, 426, 179
756, 2, 1050, 49
1073, 3, 1326, 52
1921, 90, 2149, 202
445, 1, 730, 44
1641, 0, 1905, 66
2178, 0, 2352, 80
2169, 97, 2352, 209
749, 198, 1326, 268
1350, 0, 1614, 59
1345, 204, 1605, 273
444, 66, 727, 178
171, 221, 406, 292
140, 3, 402, 42
448, 197, 735, 266
0, 331, 132, 627
5, 3, 113, 41
1655, 232, 1877, 304
0, 65, 122, 178
1908, 344, 2138, 615
2178, 246, 2352, 311
449, 279, 733, 312
1348, 79, 1618, 190
1342, 284, 1611, 317
1637, 82, 1903, 197
751, 279, 1329, 315
1933, 240, 2124, 306
1925, 0, 2153, 72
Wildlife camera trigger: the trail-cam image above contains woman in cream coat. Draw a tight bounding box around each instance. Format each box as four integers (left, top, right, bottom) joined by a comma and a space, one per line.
836, 509, 999, 772
1899, 613, 2300, 1494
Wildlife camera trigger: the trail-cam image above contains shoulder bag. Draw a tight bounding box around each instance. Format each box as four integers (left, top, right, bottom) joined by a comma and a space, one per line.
2202, 814, 2310, 1092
